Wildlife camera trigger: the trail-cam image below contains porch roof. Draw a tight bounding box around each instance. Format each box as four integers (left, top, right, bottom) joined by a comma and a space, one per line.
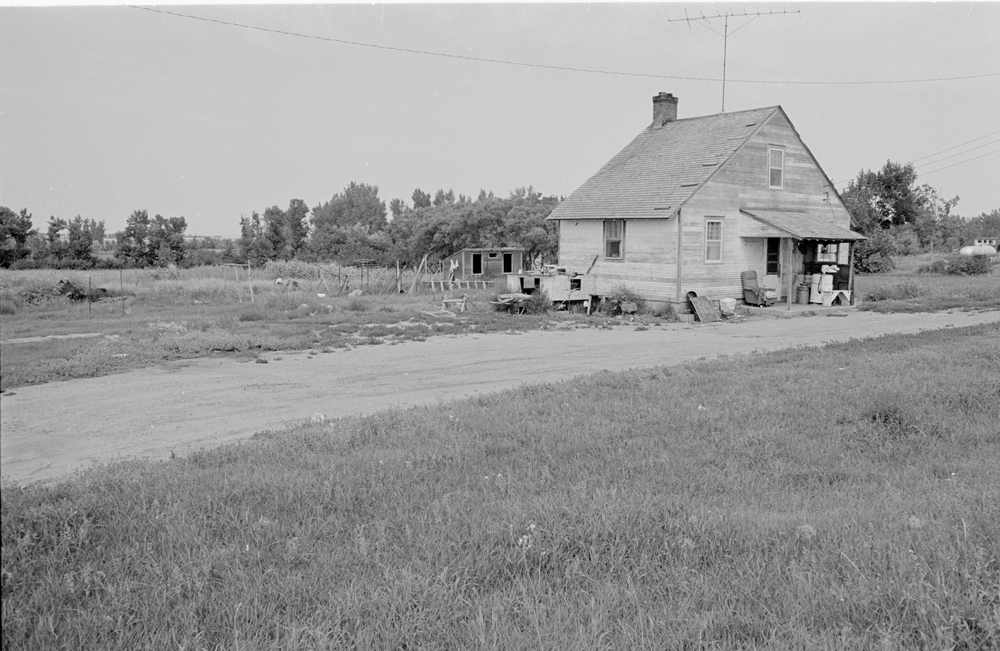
740, 209, 866, 241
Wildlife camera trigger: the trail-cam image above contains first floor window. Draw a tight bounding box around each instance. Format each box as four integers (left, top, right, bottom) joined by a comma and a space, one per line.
604, 220, 624, 259
705, 220, 723, 262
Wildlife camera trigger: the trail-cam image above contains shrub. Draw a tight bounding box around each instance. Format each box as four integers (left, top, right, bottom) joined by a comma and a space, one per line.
651, 302, 677, 320
853, 230, 898, 274
522, 291, 550, 314
916, 255, 995, 276
0, 299, 17, 315
946, 254, 994, 276
9, 258, 39, 270
604, 284, 645, 315
917, 259, 949, 274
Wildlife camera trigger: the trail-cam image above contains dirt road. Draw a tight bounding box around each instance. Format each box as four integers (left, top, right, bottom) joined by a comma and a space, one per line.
3, 309, 998, 485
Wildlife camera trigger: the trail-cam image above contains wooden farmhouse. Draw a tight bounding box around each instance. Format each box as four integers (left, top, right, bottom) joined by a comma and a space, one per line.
546, 92, 865, 309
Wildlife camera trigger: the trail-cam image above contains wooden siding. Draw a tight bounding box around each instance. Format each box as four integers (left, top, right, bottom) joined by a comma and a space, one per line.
558, 219, 678, 301
443, 249, 523, 280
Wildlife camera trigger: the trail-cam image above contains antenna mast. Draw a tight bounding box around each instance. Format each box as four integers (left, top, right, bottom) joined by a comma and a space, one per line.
667, 7, 800, 112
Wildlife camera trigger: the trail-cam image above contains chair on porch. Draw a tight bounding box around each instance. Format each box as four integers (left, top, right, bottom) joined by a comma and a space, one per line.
741, 271, 774, 306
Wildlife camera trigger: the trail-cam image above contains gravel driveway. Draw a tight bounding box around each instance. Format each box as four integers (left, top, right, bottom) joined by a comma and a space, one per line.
3, 309, 998, 485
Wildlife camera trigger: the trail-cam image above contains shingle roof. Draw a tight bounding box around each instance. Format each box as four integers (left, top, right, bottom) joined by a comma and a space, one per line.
740, 209, 866, 241
547, 106, 779, 221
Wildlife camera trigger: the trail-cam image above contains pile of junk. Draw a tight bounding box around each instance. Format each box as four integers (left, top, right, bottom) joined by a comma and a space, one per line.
793, 265, 852, 307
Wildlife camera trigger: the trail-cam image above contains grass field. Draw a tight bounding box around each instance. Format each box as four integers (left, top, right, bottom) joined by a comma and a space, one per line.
1, 259, 997, 391
0, 266, 561, 391
2, 322, 998, 650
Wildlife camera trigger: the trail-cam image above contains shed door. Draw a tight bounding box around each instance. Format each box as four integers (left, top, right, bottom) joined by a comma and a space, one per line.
471, 253, 483, 275
502, 253, 513, 274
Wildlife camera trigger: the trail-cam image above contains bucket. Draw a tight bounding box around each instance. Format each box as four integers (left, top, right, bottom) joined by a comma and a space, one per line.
719, 298, 737, 315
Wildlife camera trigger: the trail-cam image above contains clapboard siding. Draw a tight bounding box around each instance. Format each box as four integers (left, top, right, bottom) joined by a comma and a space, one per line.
559, 219, 678, 300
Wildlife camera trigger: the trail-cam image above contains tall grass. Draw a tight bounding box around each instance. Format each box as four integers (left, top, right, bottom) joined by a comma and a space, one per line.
3, 324, 998, 649
856, 267, 1000, 313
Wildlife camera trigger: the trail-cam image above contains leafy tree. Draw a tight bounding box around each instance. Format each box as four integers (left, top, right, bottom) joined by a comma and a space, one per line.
66, 216, 98, 263
149, 215, 187, 266
433, 189, 455, 207
115, 209, 153, 266
284, 199, 310, 258
239, 212, 272, 266
263, 205, 287, 260
312, 183, 387, 234
47, 216, 68, 243
912, 184, 960, 250
114, 210, 186, 267
411, 188, 432, 209
310, 183, 387, 260
389, 198, 407, 220
842, 161, 924, 232
0, 207, 36, 267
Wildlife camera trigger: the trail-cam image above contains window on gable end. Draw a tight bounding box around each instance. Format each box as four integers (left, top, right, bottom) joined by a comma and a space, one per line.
768, 147, 785, 189
705, 219, 723, 263
604, 220, 624, 259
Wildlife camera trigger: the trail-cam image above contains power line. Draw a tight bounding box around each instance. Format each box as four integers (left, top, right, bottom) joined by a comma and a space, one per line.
831, 130, 1000, 186
130, 6, 1000, 87
911, 130, 1000, 163
914, 139, 1000, 169
919, 148, 1000, 178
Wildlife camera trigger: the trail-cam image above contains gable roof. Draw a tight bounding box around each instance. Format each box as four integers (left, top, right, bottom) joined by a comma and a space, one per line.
547, 106, 779, 221
740, 209, 866, 241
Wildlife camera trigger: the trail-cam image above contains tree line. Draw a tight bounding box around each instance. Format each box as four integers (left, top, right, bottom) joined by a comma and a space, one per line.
2, 167, 996, 272
237, 184, 560, 270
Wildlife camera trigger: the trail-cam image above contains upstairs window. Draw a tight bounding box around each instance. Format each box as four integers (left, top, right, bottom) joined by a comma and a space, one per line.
604, 220, 624, 259
768, 147, 785, 189
705, 219, 723, 263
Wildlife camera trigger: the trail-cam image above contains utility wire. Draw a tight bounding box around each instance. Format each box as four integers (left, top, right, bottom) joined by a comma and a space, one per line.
919, 148, 1000, 178
831, 130, 1000, 186
130, 6, 1000, 87
914, 139, 1000, 169
910, 130, 1000, 163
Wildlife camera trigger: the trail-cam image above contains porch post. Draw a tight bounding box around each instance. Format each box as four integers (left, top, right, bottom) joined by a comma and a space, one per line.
848, 242, 856, 304
786, 237, 793, 311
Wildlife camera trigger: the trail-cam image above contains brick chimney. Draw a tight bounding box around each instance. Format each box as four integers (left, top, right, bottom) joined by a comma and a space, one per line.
652, 92, 678, 129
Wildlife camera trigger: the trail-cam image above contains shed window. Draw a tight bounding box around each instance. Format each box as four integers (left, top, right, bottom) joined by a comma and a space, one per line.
768, 148, 784, 189
705, 219, 723, 263
604, 220, 624, 259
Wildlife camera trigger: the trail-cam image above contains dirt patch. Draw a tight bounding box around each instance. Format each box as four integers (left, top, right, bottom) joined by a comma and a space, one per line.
2, 310, 998, 485
0, 333, 104, 345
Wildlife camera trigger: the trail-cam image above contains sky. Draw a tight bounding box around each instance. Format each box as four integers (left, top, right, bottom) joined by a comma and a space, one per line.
1, 2, 998, 238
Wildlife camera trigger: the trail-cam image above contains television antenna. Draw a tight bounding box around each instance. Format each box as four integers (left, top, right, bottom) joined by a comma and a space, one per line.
666, 7, 801, 112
